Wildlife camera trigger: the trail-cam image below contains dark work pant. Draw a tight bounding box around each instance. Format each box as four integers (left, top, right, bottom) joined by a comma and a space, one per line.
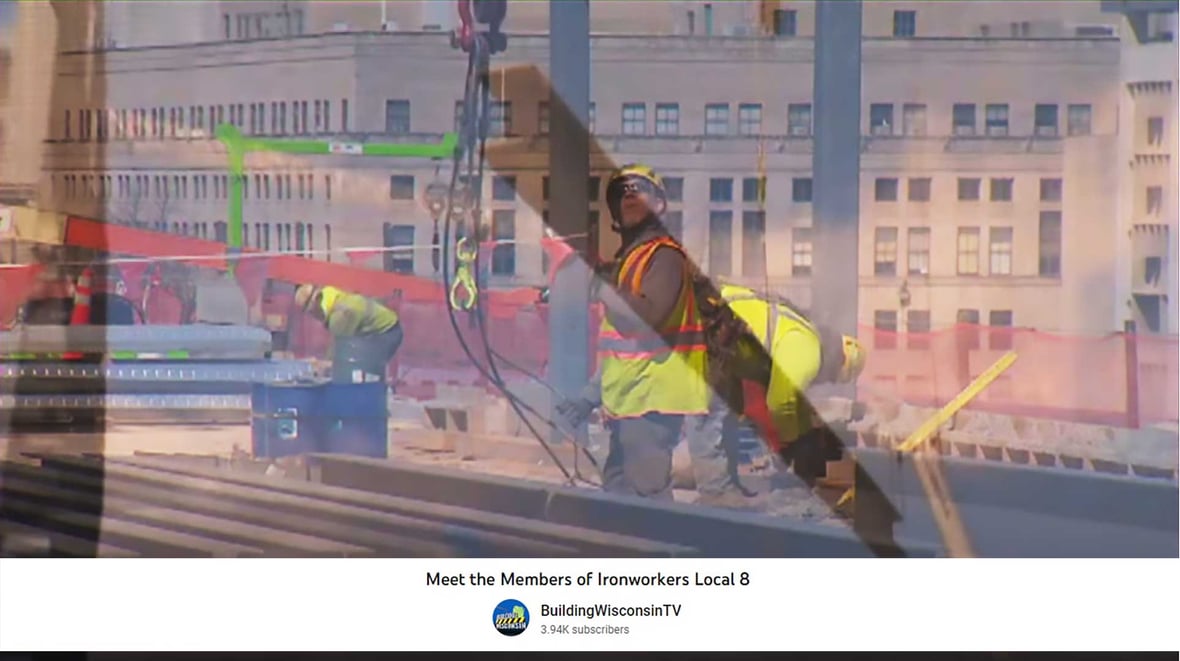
601, 413, 684, 501
332, 324, 404, 385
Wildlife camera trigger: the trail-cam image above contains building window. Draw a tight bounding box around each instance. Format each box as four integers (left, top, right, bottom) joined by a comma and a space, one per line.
389, 175, 415, 200
621, 102, 646, 136
536, 101, 550, 135
738, 103, 762, 136
875, 178, 899, 202
588, 176, 601, 201
1038, 210, 1062, 278
385, 99, 411, 134
1147, 116, 1164, 146
588, 102, 596, 133
663, 177, 684, 202
908, 177, 931, 202
893, 10, 916, 37
985, 104, 1009, 137
488, 101, 512, 136
492, 175, 517, 202
792, 177, 813, 203
957, 227, 980, 274
989, 227, 1013, 275
383, 223, 415, 274
874, 227, 898, 276
956, 177, 981, 201
791, 227, 812, 276
988, 310, 1014, 350
708, 211, 733, 276
1146, 186, 1164, 215
1040, 178, 1062, 202
655, 103, 679, 136
709, 178, 733, 203
341, 99, 349, 132
957, 309, 981, 348
952, 103, 976, 136
902, 103, 927, 136
907, 227, 930, 276
1067, 104, 1091, 136
990, 178, 1013, 202
869, 104, 893, 136
705, 103, 730, 136
907, 310, 931, 350
874, 310, 898, 350
742, 177, 766, 204
1034, 104, 1058, 136
785, 104, 810, 137
491, 209, 516, 275
772, 9, 797, 36
742, 211, 767, 277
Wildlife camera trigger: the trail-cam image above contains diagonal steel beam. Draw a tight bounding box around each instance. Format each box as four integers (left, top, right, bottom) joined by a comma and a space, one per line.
472, 9, 907, 556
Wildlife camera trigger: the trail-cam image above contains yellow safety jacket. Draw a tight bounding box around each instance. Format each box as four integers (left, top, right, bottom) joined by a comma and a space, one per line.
598, 237, 709, 419
719, 284, 823, 445
319, 286, 399, 337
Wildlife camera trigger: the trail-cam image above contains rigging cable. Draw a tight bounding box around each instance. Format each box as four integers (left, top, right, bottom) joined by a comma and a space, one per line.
437, 33, 600, 488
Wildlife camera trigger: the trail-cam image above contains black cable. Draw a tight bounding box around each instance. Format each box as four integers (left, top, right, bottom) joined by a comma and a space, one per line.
465, 64, 599, 485
437, 35, 597, 487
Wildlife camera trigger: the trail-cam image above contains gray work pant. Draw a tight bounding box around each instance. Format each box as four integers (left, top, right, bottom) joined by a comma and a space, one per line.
683, 390, 745, 497
331, 324, 404, 386
601, 413, 684, 501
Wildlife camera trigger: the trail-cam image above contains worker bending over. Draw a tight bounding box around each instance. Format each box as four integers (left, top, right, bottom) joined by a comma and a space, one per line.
294, 284, 404, 384
686, 280, 867, 507
588, 163, 710, 501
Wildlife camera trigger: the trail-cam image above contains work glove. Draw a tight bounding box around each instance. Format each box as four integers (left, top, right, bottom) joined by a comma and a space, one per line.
556, 397, 596, 428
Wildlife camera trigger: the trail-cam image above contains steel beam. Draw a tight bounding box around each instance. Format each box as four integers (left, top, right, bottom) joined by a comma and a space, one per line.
37, 455, 691, 557
853, 447, 1180, 557
306, 454, 941, 558
810, 1, 862, 352
546, 0, 593, 446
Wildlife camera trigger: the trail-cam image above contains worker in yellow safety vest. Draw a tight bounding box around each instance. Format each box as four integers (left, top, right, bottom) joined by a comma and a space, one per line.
575, 163, 711, 500
294, 284, 404, 385
683, 279, 868, 508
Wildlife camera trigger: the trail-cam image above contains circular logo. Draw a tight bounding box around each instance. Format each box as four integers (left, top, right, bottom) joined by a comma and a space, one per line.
492, 599, 529, 637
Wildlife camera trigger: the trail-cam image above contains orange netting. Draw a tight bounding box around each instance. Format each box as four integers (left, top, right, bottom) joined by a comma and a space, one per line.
4, 216, 1173, 429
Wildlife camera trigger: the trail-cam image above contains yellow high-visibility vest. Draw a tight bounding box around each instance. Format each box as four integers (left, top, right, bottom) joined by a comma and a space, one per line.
598, 237, 709, 418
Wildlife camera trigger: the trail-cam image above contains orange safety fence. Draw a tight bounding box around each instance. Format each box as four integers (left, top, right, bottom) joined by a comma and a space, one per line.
2, 216, 1172, 428
856, 324, 1178, 428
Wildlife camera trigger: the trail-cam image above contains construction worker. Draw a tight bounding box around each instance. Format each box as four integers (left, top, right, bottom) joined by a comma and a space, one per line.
579, 163, 710, 501
293, 284, 403, 385
685, 279, 868, 507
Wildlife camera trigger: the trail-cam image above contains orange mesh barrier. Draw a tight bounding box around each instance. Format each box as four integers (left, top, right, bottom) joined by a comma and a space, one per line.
859, 324, 1178, 428
48, 215, 1179, 427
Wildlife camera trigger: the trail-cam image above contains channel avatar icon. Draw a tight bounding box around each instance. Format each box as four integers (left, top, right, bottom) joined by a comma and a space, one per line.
492, 599, 529, 636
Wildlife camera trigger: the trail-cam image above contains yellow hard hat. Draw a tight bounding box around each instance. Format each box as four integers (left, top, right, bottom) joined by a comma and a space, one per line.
294, 284, 318, 312
608, 163, 665, 198
838, 335, 867, 383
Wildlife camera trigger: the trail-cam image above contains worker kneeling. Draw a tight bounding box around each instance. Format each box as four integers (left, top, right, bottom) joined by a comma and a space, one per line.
294, 284, 404, 385
688, 280, 867, 510
588, 163, 711, 501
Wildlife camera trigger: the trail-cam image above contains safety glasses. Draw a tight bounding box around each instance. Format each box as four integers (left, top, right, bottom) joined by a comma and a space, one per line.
606, 176, 658, 202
